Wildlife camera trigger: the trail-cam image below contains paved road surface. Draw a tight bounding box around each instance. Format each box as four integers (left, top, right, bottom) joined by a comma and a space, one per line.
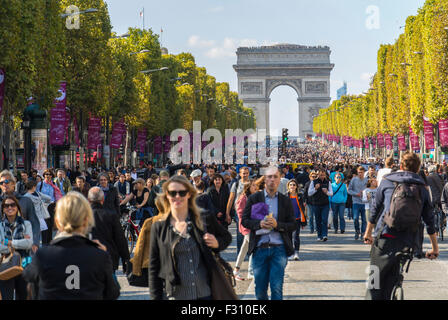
118, 216, 448, 300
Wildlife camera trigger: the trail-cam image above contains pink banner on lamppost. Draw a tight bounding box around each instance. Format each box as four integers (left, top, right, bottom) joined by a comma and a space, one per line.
409, 127, 420, 151
50, 81, 69, 146
154, 136, 163, 155
110, 120, 126, 149
0, 68, 5, 116
50, 108, 67, 146
423, 120, 435, 150
397, 134, 407, 151
136, 128, 147, 153
440, 118, 448, 147
53, 81, 67, 111
87, 116, 102, 150
377, 133, 385, 148
385, 134, 393, 150
164, 135, 171, 153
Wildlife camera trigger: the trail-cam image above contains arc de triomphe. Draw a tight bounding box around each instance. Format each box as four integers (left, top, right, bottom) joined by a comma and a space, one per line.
233, 44, 334, 138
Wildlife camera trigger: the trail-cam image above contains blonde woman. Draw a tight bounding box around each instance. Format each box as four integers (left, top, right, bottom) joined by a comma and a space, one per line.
22, 192, 120, 300
149, 175, 232, 300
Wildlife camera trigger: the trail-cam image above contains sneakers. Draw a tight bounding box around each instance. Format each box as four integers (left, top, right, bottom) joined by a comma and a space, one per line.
317, 237, 323, 241
288, 255, 295, 261
293, 252, 300, 261
355, 233, 360, 240
323, 237, 328, 242
247, 273, 254, 280
341, 230, 345, 234
233, 269, 245, 281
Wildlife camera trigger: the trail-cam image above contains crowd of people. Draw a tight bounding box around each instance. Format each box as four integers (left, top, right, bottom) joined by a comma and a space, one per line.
0, 138, 444, 300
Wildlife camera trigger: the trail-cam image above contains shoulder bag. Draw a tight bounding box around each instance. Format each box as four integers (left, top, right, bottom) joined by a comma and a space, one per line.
210, 251, 239, 300
0, 246, 23, 281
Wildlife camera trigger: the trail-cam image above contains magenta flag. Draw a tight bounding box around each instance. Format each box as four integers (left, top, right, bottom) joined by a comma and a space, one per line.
50, 108, 67, 145
364, 137, 369, 149
372, 137, 376, 149
377, 133, 385, 148
50, 81, 69, 146
110, 120, 126, 149
423, 120, 435, 150
87, 117, 102, 150
136, 129, 147, 153
409, 127, 420, 151
385, 134, 393, 150
53, 81, 67, 111
440, 119, 448, 147
397, 134, 407, 151
0, 68, 5, 116
164, 135, 171, 153
154, 136, 163, 154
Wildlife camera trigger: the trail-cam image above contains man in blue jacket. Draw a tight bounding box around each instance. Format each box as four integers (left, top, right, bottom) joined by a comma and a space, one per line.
363, 152, 439, 300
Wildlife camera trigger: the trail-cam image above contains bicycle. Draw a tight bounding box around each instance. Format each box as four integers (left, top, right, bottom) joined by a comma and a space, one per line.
390, 250, 413, 300
120, 205, 141, 254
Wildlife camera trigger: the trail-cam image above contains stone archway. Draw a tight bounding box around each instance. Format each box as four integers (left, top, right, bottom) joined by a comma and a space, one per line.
233, 44, 334, 138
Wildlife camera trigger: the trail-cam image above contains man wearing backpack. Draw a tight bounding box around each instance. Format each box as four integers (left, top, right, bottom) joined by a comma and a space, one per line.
363, 152, 439, 300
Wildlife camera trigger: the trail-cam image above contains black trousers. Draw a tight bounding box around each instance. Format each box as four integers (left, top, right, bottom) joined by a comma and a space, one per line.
365, 237, 411, 300
0, 275, 28, 300
293, 220, 302, 252
42, 203, 56, 245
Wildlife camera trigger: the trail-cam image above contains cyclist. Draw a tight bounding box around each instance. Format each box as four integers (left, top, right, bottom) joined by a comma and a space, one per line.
363, 152, 439, 300
120, 178, 152, 227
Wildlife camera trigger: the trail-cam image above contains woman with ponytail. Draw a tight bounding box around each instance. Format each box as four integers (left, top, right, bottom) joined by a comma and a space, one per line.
22, 192, 120, 300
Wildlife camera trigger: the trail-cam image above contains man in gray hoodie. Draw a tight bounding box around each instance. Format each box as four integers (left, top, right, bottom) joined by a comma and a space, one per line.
348, 166, 368, 240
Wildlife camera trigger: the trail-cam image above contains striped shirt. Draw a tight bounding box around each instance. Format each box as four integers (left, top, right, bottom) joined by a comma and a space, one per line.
166, 224, 211, 300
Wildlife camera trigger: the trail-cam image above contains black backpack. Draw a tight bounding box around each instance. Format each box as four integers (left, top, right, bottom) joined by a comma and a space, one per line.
383, 179, 423, 233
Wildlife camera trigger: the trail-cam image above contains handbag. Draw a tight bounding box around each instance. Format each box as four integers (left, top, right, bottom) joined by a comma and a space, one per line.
125, 261, 148, 288
210, 252, 238, 300
0, 247, 23, 281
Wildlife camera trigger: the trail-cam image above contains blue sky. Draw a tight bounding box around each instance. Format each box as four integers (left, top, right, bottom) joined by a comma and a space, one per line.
104, 0, 426, 135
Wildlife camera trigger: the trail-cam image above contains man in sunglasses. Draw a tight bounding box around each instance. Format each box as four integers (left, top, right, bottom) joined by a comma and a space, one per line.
0, 170, 40, 253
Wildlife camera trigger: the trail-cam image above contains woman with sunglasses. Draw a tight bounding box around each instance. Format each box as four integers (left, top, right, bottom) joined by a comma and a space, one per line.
329, 173, 348, 234
0, 196, 33, 300
287, 179, 306, 261
149, 175, 232, 300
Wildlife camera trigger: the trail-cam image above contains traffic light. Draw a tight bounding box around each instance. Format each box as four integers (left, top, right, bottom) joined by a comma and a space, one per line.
282, 128, 289, 142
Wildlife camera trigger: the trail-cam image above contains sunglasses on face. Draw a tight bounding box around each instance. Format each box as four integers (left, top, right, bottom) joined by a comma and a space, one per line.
167, 190, 189, 198
44, 174, 51, 177
3, 203, 17, 209
0, 180, 10, 185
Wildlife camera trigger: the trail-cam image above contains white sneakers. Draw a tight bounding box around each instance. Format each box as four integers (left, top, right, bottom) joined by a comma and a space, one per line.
288, 251, 300, 261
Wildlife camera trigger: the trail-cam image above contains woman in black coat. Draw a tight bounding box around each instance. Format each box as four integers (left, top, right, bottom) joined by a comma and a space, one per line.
22, 192, 120, 300
149, 176, 232, 300
207, 174, 231, 229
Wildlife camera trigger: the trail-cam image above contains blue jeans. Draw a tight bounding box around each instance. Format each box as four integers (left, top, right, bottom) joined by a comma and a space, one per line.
331, 203, 346, 232
233, 213, 244, 255
352, 203, 367, 234
312, 205, 329, 239
307, 204, 315, 233
252, 245, 288, 300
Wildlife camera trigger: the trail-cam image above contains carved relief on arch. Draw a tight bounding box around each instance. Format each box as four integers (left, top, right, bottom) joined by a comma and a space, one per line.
266, 79, 302, 98
307, 105, 322, 127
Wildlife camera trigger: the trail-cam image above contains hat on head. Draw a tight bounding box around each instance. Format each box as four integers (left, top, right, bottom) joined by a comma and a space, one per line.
190, 169, 202, 178
133, 178, 145, 185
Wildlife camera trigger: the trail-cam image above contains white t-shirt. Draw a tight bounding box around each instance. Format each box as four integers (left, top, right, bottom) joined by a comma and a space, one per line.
362, 188, 377, 210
